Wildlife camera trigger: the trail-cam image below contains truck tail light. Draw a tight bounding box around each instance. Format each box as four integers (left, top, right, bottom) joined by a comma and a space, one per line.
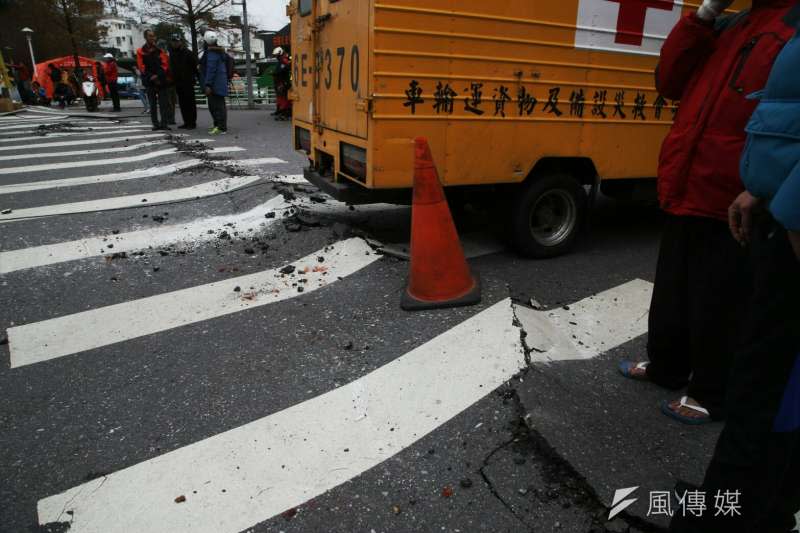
295, 127, 311, 154
340, 143, 367, 183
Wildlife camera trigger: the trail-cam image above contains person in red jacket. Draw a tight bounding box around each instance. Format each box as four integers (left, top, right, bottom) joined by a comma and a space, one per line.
137, 29, 171, 130
103, 53, 121, 112
619, 0, 796, 424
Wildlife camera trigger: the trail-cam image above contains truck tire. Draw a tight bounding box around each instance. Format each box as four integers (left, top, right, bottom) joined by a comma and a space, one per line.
511, 173, 586, 258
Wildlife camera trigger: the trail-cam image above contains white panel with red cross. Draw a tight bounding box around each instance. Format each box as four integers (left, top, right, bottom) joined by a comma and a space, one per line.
575, 0, 685, 56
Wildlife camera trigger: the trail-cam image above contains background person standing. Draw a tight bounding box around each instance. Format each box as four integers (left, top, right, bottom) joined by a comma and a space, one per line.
137, 29, 171, 131
103, 53, 121, 112
272, 47, 292, 121
169, 34, 198, 130
200, 31, 228, 135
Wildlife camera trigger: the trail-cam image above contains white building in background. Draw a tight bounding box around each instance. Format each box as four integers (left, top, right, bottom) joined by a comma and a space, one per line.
98, 17, 148, 59
217, 27, 266, 61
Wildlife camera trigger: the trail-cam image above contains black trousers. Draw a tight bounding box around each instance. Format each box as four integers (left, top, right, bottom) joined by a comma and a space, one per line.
670, 217, 800, 533
108, 81, 120, 111
84, 95, 98, 112
175, 84, 197, 127
207, 94, 227, 131
645, 215, 751, 418
147, 86, 169, 128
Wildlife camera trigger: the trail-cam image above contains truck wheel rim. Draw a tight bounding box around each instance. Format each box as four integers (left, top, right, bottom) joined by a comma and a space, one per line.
529, 189, 577, 247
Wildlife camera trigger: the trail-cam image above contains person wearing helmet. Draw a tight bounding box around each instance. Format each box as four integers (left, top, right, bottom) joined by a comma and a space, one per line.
199, 30, 229, 134
103, 53, 121, 112
272, 46, 291, 121
136, 29, 171, 130
168, 34, 198, 130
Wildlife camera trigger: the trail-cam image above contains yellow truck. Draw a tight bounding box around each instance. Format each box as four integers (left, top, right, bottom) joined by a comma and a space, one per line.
290, 0, 692, 257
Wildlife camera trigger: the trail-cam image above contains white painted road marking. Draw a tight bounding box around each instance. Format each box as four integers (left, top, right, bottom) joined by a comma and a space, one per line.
0, 138, 184, 161
0, 160, 204, 195
0, 121, 127, 132
0, 129, 150, 144
0, 124, 145, 137
9, 239, 380, 368
224, 157, 289, 167
0, 158, 293, 195
0, 133, 172, 152
0, 146, 245, 175
0, 196, 291, 274
36, 299, 525, 533
0, 175, 262, 222
514, 279, 653, 362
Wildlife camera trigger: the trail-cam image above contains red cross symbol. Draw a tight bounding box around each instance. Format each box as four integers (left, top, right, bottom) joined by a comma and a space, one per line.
606, 0, 675, 46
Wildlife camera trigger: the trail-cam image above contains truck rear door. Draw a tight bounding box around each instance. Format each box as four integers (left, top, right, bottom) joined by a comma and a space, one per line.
312, 0, 370, 140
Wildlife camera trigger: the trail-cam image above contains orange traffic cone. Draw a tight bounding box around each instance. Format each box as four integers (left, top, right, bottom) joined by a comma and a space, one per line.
401, 137, 481, 311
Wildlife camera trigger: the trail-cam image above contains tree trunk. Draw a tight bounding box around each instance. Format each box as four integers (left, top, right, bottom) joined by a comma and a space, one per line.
60, 0, 83, 79
187, 0, 198, 53
189, 21, 198, 53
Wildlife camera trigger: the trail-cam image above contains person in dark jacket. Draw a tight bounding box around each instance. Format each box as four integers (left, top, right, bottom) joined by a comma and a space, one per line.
200, 30, 228, 134
136, 29, 171, 131
169, 34, 198, 130
103, 53, 121, 112
670, 10, 800, 532
53, 80, 75, 109
619, 0, 797, 425
47, 63, 61, 86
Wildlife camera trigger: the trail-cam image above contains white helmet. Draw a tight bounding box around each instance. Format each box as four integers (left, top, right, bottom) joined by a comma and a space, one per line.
103, 53, 114, 59
204, 31, 218, 45
272, 47, 284, 56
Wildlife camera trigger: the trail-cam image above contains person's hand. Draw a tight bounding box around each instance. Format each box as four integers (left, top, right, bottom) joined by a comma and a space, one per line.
204, 86, 212, 96
728, 191, 765, 246
697, 0, 735, 21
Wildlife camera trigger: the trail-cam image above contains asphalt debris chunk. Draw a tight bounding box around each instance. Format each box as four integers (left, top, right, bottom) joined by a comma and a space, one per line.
280, 265, 296, 275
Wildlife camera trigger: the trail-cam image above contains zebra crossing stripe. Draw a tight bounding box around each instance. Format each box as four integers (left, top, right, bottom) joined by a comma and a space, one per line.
0, 138, 187, 161
0, 174, 262, 222
0, 195, 291, 274
35, 299, 524, 533
8, 238, 380, 368
0, 121, 128, 132
0, 117, 70, 124
514, 279, 653, 362
0, 124, 145, 137
0, 159, 203, 195
0, 146, 245, 175
0, 129, 151, 144
0, 133, 173, 152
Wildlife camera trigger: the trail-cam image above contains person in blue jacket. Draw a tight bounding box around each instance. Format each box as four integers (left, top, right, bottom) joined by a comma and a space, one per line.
200, 30, 229, 135
671, 6, 800, 532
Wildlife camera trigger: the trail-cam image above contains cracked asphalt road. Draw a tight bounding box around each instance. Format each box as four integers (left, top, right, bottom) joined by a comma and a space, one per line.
0, 107, 676, 533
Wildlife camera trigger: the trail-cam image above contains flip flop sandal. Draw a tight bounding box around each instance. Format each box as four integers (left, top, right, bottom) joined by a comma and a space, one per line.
660, 396, 712, 425
618, 361, 650, 381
